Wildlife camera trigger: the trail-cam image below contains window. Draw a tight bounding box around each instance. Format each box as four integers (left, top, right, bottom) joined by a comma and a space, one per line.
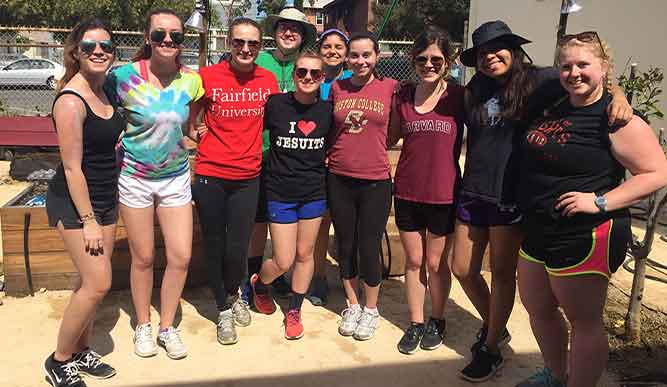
316, 11, 324, 25
6, 60, 29, 70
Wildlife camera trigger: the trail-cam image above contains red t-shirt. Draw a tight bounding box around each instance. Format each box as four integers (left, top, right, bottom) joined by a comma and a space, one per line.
327, 77, 398, 180
196, 61, 279, 180
393, 83, 465, 204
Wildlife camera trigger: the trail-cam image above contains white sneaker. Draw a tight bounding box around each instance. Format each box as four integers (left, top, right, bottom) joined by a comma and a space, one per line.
157, 326, 187, 360
353, 307, 380, 341
338, 304, 362, 336
133, 323, 158, 357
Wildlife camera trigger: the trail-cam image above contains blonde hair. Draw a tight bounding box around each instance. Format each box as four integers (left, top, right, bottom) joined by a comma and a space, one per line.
558, 35, 614, 88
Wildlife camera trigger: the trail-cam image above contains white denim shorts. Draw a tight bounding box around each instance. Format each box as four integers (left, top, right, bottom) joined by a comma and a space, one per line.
118, 171, 192, 208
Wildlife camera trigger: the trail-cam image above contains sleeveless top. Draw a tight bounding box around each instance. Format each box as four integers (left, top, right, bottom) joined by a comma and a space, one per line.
48, 89, 125, 211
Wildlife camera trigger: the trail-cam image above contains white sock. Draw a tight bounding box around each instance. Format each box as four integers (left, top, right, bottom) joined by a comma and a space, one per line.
364, 306, 379, 316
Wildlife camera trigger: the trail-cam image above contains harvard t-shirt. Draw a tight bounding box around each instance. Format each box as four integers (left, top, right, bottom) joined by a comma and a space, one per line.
394, 82, 465, 204
196, 61, 279, 180
327, 76, 398, 180
264, 92, 333, 202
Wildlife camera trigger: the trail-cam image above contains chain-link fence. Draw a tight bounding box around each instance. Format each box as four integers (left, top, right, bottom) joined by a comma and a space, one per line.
0, 26, 418, 117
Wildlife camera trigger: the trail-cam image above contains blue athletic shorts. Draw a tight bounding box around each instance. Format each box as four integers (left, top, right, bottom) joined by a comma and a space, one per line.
267, 199, 327, 224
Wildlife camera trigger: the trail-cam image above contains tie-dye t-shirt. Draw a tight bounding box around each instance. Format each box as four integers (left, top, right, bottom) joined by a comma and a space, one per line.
106, 62, 204, 180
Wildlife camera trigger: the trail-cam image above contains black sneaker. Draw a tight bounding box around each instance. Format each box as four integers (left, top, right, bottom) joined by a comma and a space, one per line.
420, 318, 446, 350
272, 274, 291, 298
43, 353, 86, 387
470, 325, 512, 353
397, 323, 425, 355
73, 348, 116, 379
460, 344, 504, 382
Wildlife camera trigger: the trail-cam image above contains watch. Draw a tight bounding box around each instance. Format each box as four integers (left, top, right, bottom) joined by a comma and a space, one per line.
594, 195, 608, 213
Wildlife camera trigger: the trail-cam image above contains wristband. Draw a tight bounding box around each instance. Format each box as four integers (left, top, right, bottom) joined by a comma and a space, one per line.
79, 212, 96, 224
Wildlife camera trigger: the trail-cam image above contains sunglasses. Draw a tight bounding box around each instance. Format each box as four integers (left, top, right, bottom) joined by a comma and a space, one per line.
79, 39, 115, 55
230, 38, 261, 50
150, 29, 185, 45
295, 67, 323, 81
559, 31, 606, 56
415, 55, 445, 68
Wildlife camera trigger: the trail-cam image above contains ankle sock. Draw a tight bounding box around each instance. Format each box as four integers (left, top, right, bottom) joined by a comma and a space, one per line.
289, 291, 305, 310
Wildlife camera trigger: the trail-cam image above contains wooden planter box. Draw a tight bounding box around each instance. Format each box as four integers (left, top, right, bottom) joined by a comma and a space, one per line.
1, 184, 208, 296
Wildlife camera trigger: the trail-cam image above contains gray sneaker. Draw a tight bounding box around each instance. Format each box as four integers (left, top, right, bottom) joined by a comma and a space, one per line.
217, 309, 238, 345
133, 323, 158, 357
338, 304, 362, 336
516, 368, 565, 387
232, 298, 251, 327
157, 326, 187, 360
353, 309, 380, 341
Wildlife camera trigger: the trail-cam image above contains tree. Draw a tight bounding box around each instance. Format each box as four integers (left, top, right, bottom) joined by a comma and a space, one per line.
258, 0, 286, 16
373, 0, 470, 42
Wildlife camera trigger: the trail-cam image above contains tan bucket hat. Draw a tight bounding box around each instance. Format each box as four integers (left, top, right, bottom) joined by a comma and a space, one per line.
265, 7, 317, 49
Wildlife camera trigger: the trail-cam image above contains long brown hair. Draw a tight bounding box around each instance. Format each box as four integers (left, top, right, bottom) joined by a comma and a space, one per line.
411, 26, 454, 77
57, 18, 113, 92
132, 8, 183, 62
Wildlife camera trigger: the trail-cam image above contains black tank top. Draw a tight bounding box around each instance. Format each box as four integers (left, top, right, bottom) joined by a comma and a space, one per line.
48, 89, 125, 211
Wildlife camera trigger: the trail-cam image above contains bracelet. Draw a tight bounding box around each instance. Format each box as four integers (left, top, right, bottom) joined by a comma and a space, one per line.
79, 212, 96, 224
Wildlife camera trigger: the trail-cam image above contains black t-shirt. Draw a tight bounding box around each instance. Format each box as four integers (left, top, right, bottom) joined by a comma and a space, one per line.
264, 92, 333, 202
518, 92, 628, 232
462, 66, 563, 205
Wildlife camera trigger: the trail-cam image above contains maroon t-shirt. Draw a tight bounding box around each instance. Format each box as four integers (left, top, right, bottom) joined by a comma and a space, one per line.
393, 82, 465, 204
327, 77, 398, 180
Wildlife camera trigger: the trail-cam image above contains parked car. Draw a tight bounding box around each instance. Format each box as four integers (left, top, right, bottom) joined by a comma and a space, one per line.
0, 59, 64, 89
0, 53, 30, 68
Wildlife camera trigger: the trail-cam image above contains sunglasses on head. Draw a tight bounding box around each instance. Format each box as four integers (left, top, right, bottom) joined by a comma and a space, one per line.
559, 30, 606, 56
295, 67, 323, 81
150, 29, 185, 45
230, 38, 261, 50
79, 39, 115, 55
415, 55, 445, 68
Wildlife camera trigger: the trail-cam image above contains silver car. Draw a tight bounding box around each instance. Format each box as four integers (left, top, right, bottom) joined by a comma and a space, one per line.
0, 59, 64, 89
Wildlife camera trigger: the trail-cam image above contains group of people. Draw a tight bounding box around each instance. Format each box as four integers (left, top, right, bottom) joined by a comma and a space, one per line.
42, 6, 667, 387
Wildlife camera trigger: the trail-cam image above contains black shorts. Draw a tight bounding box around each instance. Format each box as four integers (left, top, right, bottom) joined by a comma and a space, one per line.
254, 170, 268, 223
394, 197, 455, 236
46, 188, 118, 230
520, 216, 631, 278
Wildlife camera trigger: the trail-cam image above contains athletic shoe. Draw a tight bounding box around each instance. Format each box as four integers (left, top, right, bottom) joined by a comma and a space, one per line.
306, 276, 329, 306
515, 368, 565, 387
250, 273, 277, 314
72, 348, 115, 379
43, 353, 86, 387
273, 274, 292, 298
338, 304, 362, 336
133, 323, 158, 357
471, 325, 512, 353
217, 309, 238, 345
284, 308, 304, 340
157, 326, 188, 360
460, 344, 504, 382
353, 308, 380, 341
397, 323, 425, 355
420, 318, 446, 350
232, 297, 252, 327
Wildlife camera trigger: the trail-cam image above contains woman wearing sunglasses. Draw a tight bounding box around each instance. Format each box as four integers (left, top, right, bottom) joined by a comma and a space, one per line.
106, 8, 204, 360
189, 18, 279, 346
328, 31, 398, 341
388, 26, 464, 355
250, 52, 332, 340
44, 18, 123, 387
516, 32, 667, 387
454, 20, 632, 382
307, 28, 352, 307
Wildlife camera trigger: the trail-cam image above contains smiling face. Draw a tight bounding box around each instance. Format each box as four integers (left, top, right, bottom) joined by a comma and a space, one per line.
319, 33, 347, 68
476, 40, 513, 79
275, 20, 304, 54
347, 38, 378, 79
293, 56, 324, 96
414, 43, 448, 84
229, 23, 262, 70
147, 13, 182, 61
559, 43, 608, 105
77, 28, 114, 75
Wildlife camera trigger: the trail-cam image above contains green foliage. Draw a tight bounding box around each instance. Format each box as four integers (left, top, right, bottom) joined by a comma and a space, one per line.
618, 65, 664, 124
258, 0, 286, 16
373, 0, 469, 42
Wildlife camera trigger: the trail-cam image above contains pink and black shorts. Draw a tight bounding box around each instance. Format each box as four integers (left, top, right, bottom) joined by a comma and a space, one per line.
519, 216, 631, 278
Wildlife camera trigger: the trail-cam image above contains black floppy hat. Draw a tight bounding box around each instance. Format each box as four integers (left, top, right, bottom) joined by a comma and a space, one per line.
460, 20, 532, 67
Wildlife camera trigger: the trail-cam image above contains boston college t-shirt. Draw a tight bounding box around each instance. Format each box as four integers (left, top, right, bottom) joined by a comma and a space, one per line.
327, 77, 398, 180
196, 61, 279, 180
264, 92, 333, 202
